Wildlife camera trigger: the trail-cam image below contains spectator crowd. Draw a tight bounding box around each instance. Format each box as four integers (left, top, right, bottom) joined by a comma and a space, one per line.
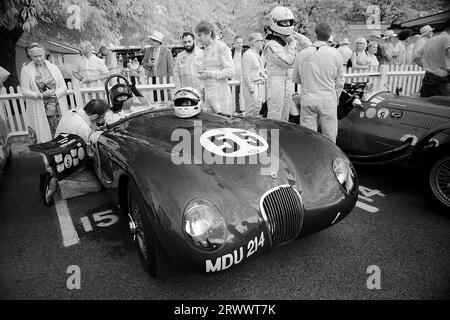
13, 7, 450, 148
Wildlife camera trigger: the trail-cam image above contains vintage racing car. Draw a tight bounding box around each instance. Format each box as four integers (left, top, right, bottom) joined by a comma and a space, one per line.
0, 115, 12, 183
337, 82, 450, 211
85, 75, 359, 278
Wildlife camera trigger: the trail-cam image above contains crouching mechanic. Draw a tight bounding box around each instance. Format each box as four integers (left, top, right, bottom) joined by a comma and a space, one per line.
43, 99, 109, 203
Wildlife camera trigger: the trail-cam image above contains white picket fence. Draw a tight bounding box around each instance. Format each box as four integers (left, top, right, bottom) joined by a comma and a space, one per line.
344, 64, 425, 96
70, 76, 182, 108
0, 64, 425, 136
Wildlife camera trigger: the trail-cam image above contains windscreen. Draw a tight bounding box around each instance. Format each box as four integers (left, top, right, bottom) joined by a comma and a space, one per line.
361, 82, 390, 102
105, 95, 173, 125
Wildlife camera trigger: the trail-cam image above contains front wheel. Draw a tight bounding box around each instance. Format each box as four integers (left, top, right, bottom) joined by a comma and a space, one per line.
127, 179, 177, 278
427, 155, 450, 212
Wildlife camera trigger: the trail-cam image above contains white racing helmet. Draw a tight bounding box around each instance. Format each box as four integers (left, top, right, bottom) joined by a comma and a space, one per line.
269, 6, 295, 36
174, 87, 202, 118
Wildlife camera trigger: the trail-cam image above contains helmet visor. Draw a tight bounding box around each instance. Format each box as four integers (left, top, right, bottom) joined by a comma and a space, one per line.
115, 94, 129, 102
277, 19, 294, 27
174, 97, 199, 107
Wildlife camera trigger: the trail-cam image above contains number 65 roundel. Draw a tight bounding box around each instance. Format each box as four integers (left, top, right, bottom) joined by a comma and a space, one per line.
200, 128, 269, 158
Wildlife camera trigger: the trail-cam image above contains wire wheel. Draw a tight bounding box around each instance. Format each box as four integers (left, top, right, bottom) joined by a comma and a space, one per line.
129, 199, 149, 262
429, 156, 450, 209
126, 179, 177, 278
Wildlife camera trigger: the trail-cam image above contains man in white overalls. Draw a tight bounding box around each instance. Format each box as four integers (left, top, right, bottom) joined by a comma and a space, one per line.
195, 21, 235, 115
262, 6, 298, 122
173, 31, 204, 93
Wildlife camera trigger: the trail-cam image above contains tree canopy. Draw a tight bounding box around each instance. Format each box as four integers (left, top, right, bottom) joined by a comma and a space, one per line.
0, 0, 448, 87
0, 0, 238, 48
1, 0, 448, 48
229, 0, 449, 41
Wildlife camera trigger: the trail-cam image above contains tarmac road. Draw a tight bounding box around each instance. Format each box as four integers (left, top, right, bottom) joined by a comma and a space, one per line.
0, 154, 449, 300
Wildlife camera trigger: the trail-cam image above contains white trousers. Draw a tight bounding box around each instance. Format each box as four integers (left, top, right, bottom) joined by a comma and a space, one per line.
266, 75, 292, 122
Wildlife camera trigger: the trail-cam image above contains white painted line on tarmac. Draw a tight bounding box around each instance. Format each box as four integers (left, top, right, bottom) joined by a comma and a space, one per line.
54, 194, 79, 247
356, 200, 379, 213
358, 195, 374, 203
81, 216, 93, 232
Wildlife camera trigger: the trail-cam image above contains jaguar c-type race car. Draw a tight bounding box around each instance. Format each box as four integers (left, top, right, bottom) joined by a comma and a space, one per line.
337, 82, 450, 211
86, 75, 358, 278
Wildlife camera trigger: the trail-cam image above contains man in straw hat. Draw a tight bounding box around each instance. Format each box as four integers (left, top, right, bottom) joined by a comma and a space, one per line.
412, 25, 434, 66
337, 38, 352, 68
379, 29, 397, 65
142, 30, 174, 101
416, 18, 450, 97
369, 30, 383, 62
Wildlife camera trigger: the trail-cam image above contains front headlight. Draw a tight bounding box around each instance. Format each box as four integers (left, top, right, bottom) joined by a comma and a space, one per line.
183, 199, 228, 251
333, 157, 355, 193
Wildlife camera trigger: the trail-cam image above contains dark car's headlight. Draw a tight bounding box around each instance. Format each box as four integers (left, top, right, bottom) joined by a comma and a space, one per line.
183, 199, 228, 252
333, 157, 355, 193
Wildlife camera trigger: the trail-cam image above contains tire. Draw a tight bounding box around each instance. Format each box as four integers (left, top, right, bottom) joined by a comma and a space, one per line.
42, 173, 56, 206
127, 179, 177, 278
427, 155, 450, 212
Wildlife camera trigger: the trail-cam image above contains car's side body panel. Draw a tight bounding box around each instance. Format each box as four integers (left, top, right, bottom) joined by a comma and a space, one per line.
338, 92, 450, 159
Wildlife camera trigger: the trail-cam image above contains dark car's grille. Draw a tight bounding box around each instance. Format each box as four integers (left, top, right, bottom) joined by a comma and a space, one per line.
260, 185, 304, 248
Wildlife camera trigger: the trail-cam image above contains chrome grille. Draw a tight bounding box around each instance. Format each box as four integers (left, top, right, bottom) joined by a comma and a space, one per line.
260, 185, 304, 248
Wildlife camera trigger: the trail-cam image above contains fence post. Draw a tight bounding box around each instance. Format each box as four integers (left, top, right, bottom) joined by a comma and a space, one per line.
72, 77, 83, 108
0, 94, 6, 122
139, 71, 146, 85
373, 64, 389, 91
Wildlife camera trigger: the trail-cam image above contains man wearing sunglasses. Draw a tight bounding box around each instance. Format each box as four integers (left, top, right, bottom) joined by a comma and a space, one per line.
262, 6, 298, 122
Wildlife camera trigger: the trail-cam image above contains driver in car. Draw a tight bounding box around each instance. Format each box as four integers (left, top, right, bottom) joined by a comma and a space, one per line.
105, 81, 152, 124
105, 83, 133, 124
